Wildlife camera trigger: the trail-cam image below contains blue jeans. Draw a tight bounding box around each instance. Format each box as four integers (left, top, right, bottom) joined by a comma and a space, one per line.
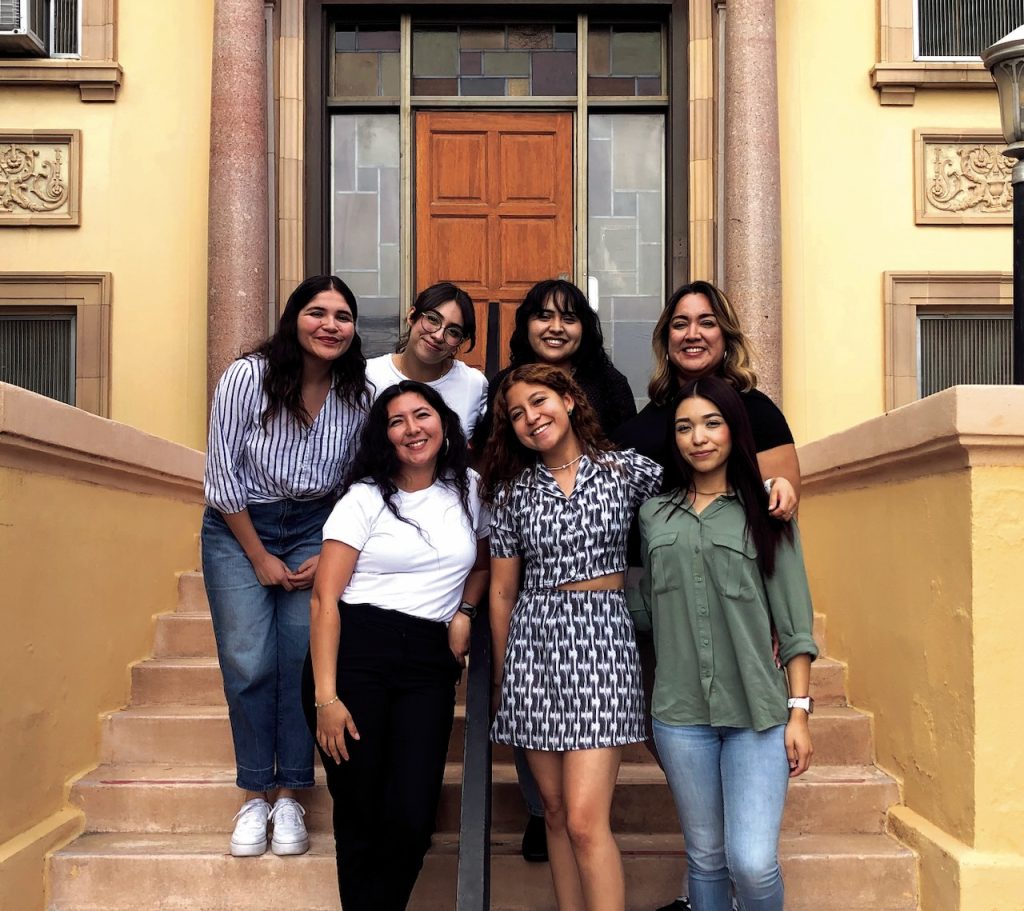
653, 720, 789, 911
201, 496, 333, 792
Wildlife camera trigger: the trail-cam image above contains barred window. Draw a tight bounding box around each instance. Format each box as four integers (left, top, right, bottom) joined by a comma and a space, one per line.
0, 0, 79, 58
918, 313, 1012, 397
916, 0, 1024, 59
0, 312, 76, 405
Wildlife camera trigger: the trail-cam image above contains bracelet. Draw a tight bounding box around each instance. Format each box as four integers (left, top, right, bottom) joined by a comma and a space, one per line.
314, 695, 340, 710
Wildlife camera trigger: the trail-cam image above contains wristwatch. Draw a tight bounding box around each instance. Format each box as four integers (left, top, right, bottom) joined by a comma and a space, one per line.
787, 696, 814, 714
458, 601, 478, 620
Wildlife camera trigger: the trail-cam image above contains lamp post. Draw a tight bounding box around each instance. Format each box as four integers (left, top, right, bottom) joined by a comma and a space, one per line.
982, 27, 1024, 385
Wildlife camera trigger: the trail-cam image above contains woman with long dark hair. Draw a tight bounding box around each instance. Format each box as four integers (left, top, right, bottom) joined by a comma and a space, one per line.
304, 380, 489, 911
480, 364, 661, 911
202, 274, 369, 857
638, 376, 817, 911
365, 281, 488, 438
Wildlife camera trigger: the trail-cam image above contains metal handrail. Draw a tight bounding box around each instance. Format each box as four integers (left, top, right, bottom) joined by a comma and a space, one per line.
455, 604, 493, 911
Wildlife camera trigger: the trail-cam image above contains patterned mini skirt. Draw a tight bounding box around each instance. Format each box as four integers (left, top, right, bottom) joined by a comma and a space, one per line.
491, 588, 646, 751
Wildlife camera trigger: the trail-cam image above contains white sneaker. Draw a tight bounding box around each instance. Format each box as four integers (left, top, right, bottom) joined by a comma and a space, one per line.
269, 797, 309, 856
230, 798, 271, 857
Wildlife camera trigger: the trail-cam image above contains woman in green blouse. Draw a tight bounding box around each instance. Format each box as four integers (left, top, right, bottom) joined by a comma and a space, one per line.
637, 375, 818, 911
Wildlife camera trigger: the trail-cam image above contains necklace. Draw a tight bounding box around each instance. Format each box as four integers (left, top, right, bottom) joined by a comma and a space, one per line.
692, 487, 728, 496
548, 453, 584, 472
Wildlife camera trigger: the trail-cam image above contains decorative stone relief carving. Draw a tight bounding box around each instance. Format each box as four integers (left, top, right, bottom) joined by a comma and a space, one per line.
915, 130, 1013, 225
0, 130, 81, 226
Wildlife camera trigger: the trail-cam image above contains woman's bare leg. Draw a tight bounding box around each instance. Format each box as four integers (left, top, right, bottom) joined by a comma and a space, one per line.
563, 747, 625, 911
527, 749, 586, 911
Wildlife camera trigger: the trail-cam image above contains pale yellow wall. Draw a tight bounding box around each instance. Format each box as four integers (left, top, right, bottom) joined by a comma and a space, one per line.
776, 1, 1009, 444
799, 472, 977, 842
0, 0, 214, 449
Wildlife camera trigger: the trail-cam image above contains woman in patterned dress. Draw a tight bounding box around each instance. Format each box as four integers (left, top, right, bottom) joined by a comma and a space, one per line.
479, 364, 662, 911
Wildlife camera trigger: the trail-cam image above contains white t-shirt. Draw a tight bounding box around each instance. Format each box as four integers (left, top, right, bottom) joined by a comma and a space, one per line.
365, 354, 488, 438
322, 471, 490, 623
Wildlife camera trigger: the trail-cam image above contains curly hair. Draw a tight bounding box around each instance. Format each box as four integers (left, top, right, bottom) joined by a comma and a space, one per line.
648, 280, 759, 406
478, 364, 616, 504
508, 279, 613, 379
396, 281, 478, 354
249, 274, 369, 428
655, 376, 792, 576
339, 380, 474, 531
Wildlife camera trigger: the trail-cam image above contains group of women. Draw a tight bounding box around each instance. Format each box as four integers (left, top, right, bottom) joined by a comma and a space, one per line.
201, 271, 818, 911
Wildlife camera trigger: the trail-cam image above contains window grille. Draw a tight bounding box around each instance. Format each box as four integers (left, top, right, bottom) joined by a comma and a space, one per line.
50, 0, 78, 57
0, 313, 76, 405
918, 313, 1011, 397
916, 0, 1024, 59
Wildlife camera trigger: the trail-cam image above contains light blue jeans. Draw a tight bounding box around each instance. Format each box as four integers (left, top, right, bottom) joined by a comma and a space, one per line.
652, 720, 789, 911
201, 496, 333, 792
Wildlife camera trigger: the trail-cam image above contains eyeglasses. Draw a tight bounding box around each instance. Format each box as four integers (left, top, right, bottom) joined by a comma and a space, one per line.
419, 309, 466, 346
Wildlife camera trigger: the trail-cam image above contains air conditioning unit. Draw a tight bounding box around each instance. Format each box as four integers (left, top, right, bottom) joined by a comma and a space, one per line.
0, 0, 50, 56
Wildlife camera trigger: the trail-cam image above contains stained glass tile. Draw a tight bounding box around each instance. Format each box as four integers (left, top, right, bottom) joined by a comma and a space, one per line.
459, 27, 506, 49
412, 77, 459, 96
460, 50, 482, 76
380, 53, 400, 97
413, 29, 459, 77
333, 195, 379, 271
508, 78, 530, 97
357, 167, 379, 192
380, 168, 399, 245
532, 50, 576, 95
588, 27, 610, 75
333, 123, 356, 193
588, 76, 636, 96
483, 51, 530, 76
611, 29, 661, 76
460, 77, 507, 96
614, 191, 637, 216
334, 52, 379, 96
358, 30, 400, 51
554, 25, 577, 50
335, 30, 356, 51
509, 25, 553, 50
357, 116, 400, 168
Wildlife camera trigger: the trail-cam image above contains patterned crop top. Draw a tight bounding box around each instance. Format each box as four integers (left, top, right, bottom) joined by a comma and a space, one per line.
490, 448, 663, 588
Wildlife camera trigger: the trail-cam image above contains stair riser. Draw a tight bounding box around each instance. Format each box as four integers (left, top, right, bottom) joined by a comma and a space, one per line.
131, 664, 225, 706
153, 615, 217, 658
48, 846, 916, 911
177, 572, 210, 614
72, 774, 894, 836
101, 710, 872, 767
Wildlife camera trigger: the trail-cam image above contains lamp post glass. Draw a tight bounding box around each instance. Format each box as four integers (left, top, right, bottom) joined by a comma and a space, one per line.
982, 26, 1024, 385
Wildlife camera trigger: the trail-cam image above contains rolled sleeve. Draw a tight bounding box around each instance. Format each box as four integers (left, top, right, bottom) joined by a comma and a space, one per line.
204, 359, 260, 514
763, 524, 819, 666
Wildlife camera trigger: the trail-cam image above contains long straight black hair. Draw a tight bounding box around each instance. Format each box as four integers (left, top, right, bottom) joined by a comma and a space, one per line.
660, 375, 792, 576
251, 274, 369, 428
340, 380, 474, 528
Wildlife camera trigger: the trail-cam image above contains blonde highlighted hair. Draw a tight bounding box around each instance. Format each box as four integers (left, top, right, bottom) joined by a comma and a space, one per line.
648, 280, 758, 405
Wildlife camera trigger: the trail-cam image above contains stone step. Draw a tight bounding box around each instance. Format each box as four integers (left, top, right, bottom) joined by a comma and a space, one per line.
137, 619, 845, 707
48, 831, 918, 911
177, 571, 209, 614
99, 703, 873, 767
72, 761, 896, 836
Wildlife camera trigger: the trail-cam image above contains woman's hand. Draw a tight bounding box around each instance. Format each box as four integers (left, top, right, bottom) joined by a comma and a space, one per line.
251, 551, 295, 589
768, 476, 798, 521
448, 612, 471, 667
316, 699, 360, 763
288, 554, 319, 590
785, 712, 813, 777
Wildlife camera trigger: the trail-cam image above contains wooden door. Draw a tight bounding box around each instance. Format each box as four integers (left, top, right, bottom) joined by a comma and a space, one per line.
415, 111, 574, 373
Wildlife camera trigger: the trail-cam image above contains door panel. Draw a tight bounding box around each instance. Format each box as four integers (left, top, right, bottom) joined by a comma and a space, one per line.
416, 111, 573, 373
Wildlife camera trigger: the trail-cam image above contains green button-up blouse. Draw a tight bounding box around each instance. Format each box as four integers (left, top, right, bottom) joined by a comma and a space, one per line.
636, 492, 818, 732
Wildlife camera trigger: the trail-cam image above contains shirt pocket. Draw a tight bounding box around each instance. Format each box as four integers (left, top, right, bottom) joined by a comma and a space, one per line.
645, 531, 681, 595
708, 533, 760, 600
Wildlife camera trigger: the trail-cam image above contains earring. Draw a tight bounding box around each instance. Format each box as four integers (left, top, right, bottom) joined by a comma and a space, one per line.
567, 408, 574, 418
443, 437, 450, 455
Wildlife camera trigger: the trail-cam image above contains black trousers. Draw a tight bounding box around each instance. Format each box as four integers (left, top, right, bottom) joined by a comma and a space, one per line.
302, 601, 460, 911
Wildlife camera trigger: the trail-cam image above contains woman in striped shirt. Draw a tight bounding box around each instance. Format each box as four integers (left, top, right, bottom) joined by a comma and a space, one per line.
202, 274, 369, 858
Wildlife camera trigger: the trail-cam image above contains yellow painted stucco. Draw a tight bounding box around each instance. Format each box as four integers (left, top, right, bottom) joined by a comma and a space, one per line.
776, 0, 1010, 444
0, 0, 214, 449
0, 467, 202, 911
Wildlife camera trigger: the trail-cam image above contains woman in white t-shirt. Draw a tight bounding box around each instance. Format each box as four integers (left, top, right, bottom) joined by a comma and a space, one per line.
302, 379, 490, 911
365, 282, 488, 439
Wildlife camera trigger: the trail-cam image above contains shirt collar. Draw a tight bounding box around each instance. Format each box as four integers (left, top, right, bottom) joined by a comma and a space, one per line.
516, 453, 601, 497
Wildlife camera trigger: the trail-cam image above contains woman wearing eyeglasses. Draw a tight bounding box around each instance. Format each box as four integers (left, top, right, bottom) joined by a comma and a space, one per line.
365, 283, 488, 439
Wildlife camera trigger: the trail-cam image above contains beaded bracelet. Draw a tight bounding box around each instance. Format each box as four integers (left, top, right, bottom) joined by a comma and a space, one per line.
314, 695, 340, 710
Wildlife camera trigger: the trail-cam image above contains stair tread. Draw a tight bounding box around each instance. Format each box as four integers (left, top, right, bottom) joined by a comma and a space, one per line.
76, 760, 896, 787
54, 830, 916, 859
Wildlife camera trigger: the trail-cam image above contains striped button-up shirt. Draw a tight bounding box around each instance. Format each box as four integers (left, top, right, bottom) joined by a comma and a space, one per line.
204, 355, 366, 514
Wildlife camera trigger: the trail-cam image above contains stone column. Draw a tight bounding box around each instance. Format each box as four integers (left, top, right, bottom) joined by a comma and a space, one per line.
723, 0, 783, 404
207, 0, 269, 404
